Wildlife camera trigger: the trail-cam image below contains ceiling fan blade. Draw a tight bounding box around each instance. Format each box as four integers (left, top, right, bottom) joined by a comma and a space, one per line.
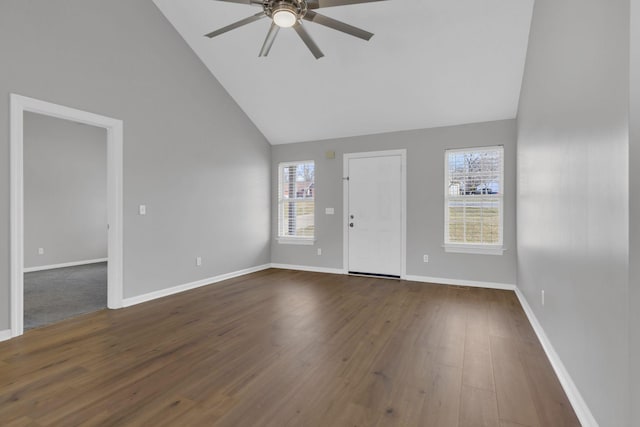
293, 22, 325, 59
204, 12, 266, 38
212, 0, 264, 5
303, 10, 373, 40
307, 0, 386, 9
259, 22, 280, 57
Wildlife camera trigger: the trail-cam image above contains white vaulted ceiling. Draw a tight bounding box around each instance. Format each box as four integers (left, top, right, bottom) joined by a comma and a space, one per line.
152, 0, 534, 144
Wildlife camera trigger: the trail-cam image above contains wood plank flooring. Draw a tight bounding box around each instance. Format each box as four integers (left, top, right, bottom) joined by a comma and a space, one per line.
0, 269, 580, 426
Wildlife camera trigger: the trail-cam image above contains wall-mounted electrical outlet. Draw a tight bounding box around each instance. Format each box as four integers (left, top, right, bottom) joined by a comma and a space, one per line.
38, 248, 44, 255
317, 248, 322, 256
423, 254, 429, 263
541, 289, 545, 306
196, 256, 202, 267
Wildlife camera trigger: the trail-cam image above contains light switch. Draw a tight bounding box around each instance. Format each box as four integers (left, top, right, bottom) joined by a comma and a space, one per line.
139, 205, 146, 215
325, 208, 335, 215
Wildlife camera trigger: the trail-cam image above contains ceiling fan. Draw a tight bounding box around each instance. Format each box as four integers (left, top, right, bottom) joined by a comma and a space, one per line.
205, 0, 386, 59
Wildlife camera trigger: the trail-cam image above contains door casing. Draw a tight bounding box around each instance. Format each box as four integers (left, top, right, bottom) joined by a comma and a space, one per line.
9, 94, 124, 338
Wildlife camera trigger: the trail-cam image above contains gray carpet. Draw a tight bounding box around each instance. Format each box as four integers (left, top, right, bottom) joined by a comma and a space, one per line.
24, 262, 107, 330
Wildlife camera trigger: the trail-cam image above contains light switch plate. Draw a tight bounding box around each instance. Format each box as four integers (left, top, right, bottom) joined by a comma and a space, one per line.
325, 208, 335, 215
139, 205, 146, 215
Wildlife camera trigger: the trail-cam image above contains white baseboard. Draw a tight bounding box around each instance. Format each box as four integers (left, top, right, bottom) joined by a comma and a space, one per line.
404, 274, 516, 291
514, 288, 598, 427
268, 266, 516, 291
24, 258, 108, 273
122, 264, 271, 308
0, 329, 12, 342
270, 263, 345, 275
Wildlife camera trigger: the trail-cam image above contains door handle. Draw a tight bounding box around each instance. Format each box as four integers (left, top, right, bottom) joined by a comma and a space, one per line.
349, 223, 354, 228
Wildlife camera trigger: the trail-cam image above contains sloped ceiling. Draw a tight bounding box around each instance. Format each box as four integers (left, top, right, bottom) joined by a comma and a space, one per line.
153, 0, 534, 144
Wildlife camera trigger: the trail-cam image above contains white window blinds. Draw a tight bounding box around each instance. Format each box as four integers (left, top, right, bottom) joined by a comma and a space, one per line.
278, 161, 315, 240
444, 146, 504, 248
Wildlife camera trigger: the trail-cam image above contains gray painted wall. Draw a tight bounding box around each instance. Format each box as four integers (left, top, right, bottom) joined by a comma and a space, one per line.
24, 113, 107, 268
630, 0, 640, 419
517, 0, 630, 425
271, 120, 517, 286
0, 0, 271, 329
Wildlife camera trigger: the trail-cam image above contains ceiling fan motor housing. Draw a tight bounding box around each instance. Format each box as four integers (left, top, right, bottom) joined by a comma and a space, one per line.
265, 0, 308, 20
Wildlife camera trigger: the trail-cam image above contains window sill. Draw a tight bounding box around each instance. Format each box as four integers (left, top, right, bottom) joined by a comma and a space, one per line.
277, 237, 316, 246
443, 244, 505, 255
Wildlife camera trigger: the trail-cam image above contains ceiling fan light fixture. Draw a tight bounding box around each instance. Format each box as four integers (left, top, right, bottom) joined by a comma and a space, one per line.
273, 7, 297, 28
205, 0, 382, 59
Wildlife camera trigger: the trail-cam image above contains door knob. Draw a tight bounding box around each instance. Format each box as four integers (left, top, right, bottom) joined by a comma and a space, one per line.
349, 223, 354, 228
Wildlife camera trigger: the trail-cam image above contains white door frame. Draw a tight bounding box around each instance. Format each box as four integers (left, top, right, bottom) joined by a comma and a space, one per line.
10, 94, 124, 337
343, 149, 407, 278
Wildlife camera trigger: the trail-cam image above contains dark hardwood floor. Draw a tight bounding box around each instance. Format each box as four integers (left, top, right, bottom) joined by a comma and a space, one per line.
0, 269, 579, 426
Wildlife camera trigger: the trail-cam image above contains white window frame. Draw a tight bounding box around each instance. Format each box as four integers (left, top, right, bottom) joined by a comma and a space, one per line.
277, 160, 315, 245
443, 146, 505, 255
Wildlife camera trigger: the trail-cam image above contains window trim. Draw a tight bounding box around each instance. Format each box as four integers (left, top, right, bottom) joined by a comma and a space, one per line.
443, 243, 505, 255
276, 237, 316, 245
277, 160, 315, 243
443, 145, 504, 255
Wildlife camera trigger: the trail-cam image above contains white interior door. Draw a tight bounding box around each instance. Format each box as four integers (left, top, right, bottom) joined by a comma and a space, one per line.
346, 153, 403, 277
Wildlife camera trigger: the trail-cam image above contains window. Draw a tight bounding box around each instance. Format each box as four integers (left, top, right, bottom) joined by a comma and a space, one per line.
444, 146, 504, 254
278, 161, 315, 244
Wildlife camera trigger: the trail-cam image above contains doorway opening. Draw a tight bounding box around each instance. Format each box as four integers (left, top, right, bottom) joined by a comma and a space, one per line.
23, 112, 108, 329
343, 150, 407, 278
10, 94, 123, 337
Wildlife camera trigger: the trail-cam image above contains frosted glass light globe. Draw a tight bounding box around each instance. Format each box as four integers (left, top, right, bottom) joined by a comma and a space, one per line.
273, 9, 296, 28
